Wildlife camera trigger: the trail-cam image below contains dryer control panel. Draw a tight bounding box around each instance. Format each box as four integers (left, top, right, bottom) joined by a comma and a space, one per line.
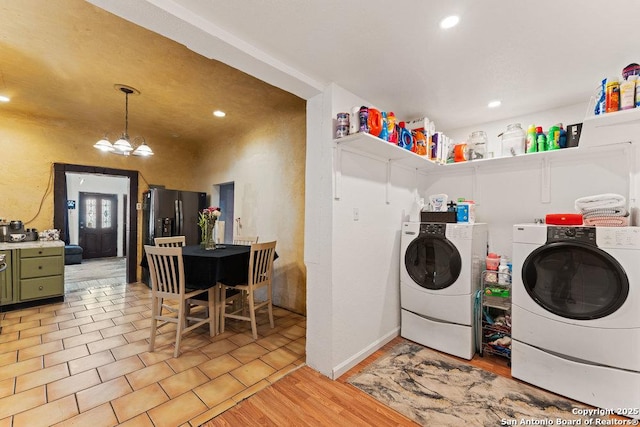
546, 226, 596, 245
420, 223, 446, 237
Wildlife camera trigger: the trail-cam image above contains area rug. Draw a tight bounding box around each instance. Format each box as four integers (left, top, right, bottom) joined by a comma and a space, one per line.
348, 342, 605, 426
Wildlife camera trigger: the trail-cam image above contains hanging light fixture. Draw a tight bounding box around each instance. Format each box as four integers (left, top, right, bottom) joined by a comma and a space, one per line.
94, 84, 154, 157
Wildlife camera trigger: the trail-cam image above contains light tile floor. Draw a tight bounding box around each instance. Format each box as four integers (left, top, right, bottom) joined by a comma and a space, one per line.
0, 282, 306, 426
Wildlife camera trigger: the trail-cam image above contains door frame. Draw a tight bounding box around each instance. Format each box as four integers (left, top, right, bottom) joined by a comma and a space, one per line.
54, 163, 138, 284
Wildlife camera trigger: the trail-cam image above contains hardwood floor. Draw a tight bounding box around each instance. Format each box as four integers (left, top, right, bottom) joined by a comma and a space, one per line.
205, 336, 512, 426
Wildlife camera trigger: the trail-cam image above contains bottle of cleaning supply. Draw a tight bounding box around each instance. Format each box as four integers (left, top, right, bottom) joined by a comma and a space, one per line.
536, 126, 546, 152
378, 112, 389, 141
558, 124, 567, 149
547, 125, 560, 150
526, 124, 537, 153
498, 258, 511, 286
620, 77, 636, 110
605, 76, 620, 113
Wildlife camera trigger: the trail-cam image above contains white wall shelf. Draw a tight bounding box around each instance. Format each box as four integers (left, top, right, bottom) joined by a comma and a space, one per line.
334, 131, 628, 173
333, 130, 632, 204
334, 132, 437, 171
579, 108, 640, 148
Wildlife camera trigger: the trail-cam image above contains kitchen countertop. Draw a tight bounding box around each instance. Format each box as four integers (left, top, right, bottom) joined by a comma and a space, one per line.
0, 240, 65, 250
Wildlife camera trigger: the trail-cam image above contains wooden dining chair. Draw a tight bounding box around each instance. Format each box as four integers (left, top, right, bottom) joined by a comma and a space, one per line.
154, 236, 186, 247
144, 245, 216, 357
233, 236, 259, 245
220, 241, 276, 339
224, 236, 258, 316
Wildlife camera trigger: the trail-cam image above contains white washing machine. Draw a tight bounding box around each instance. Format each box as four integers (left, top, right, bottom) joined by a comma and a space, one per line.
511, 224, 640, 415
400, 222, 487, 359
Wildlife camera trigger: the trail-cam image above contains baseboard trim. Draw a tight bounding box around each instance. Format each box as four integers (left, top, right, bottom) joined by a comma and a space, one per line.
332, 327, 400, 380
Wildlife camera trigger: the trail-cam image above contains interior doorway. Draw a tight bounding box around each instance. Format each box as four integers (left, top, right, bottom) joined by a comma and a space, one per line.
217, 182, 235, 243
53, 164, 139, 284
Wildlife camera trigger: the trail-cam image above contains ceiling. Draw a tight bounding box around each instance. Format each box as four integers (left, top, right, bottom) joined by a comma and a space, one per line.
0, 0, 304, 148
2, 0, 639, 147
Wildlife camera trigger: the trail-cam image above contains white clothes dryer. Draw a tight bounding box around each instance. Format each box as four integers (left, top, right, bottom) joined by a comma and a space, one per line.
400, 222, 487, 359
511, 224, 640, 415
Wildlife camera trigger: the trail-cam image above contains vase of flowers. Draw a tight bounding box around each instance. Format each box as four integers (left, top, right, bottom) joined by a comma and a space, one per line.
198, 207, 221, 250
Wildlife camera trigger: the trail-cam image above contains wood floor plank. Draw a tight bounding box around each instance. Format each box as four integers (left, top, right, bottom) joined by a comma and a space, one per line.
203, 365, 419, 426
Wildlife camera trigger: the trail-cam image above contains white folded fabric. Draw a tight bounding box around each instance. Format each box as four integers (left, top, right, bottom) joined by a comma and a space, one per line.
574, 193, 626, 211
581, 207, 628, 218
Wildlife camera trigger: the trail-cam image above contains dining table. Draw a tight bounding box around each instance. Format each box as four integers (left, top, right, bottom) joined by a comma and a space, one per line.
181, 244, 252, 289
141, 243, 252, 289
142, 243, 278, 334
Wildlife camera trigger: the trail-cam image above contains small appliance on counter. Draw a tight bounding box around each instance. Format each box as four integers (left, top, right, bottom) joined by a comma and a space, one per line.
1, 219, 39, 242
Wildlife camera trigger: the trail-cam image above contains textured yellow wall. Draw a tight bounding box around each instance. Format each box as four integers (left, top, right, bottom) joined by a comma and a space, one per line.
196, 107, 307, 313
0, 102, 307, 314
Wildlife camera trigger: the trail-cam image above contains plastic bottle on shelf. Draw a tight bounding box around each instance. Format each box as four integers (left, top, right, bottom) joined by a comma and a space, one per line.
498, 258, 511, 286
526, 124, 537, 153
378, 112, 389, 141
387, 112, 398, 144
547, 125, 560, 150
558, 124, 567, 148
536, 127, 546, 152
358, 106, 369, 133
605, 76, 620, 113
620, 76, 636, 110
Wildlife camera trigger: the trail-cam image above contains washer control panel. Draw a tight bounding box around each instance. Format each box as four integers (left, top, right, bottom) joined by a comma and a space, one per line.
546, 226, 596, 245
420, 222, 446, 237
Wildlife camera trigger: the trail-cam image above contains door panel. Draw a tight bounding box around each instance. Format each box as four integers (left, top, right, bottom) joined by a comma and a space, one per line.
79, 192, 118, 259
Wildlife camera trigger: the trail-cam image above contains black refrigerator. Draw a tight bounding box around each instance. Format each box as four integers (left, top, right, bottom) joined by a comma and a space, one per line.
142, 188, 206, 284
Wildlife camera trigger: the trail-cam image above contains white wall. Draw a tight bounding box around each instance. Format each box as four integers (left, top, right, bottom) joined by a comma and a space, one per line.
66, 173, 130, 257
420, 148, 631, 258
306, 84, 419, 378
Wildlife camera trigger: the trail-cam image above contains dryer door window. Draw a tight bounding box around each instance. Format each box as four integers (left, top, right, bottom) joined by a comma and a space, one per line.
405, 236, 462, 290
522, 242, 629, 320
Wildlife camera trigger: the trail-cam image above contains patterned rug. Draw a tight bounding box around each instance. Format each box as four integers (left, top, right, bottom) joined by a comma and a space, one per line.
348, 342, 605, 426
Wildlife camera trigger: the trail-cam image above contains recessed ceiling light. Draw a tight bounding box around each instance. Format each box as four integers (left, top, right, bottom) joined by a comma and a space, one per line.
213, 110, 226, 117
0, 95, 10, 103
440, 15, 459, 29
488, 100, 502, 108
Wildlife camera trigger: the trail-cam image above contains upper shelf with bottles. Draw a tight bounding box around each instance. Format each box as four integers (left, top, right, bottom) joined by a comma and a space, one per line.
334, 122, 629, 173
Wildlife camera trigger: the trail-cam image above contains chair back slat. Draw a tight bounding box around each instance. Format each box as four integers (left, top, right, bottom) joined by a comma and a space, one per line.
154, 236, 186, 247
144, 245, 185, 296
234, 236, 259, 245
248, 241, 276, 287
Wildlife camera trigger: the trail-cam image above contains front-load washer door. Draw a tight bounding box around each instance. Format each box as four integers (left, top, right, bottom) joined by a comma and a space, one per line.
522, 241, 629, 320
404, 231, 462, 291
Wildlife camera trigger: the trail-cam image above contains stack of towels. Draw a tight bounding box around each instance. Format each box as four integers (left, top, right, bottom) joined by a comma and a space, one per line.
574, 193, 629, 227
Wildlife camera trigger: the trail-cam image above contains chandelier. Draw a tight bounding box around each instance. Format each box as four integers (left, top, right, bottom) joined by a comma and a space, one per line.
93, 84, 154, 156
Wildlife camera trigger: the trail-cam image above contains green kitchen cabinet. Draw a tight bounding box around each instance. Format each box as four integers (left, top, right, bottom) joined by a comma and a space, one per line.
0, 249, 14, 305
0, 244, 64, 306
18, 246, 64, 302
